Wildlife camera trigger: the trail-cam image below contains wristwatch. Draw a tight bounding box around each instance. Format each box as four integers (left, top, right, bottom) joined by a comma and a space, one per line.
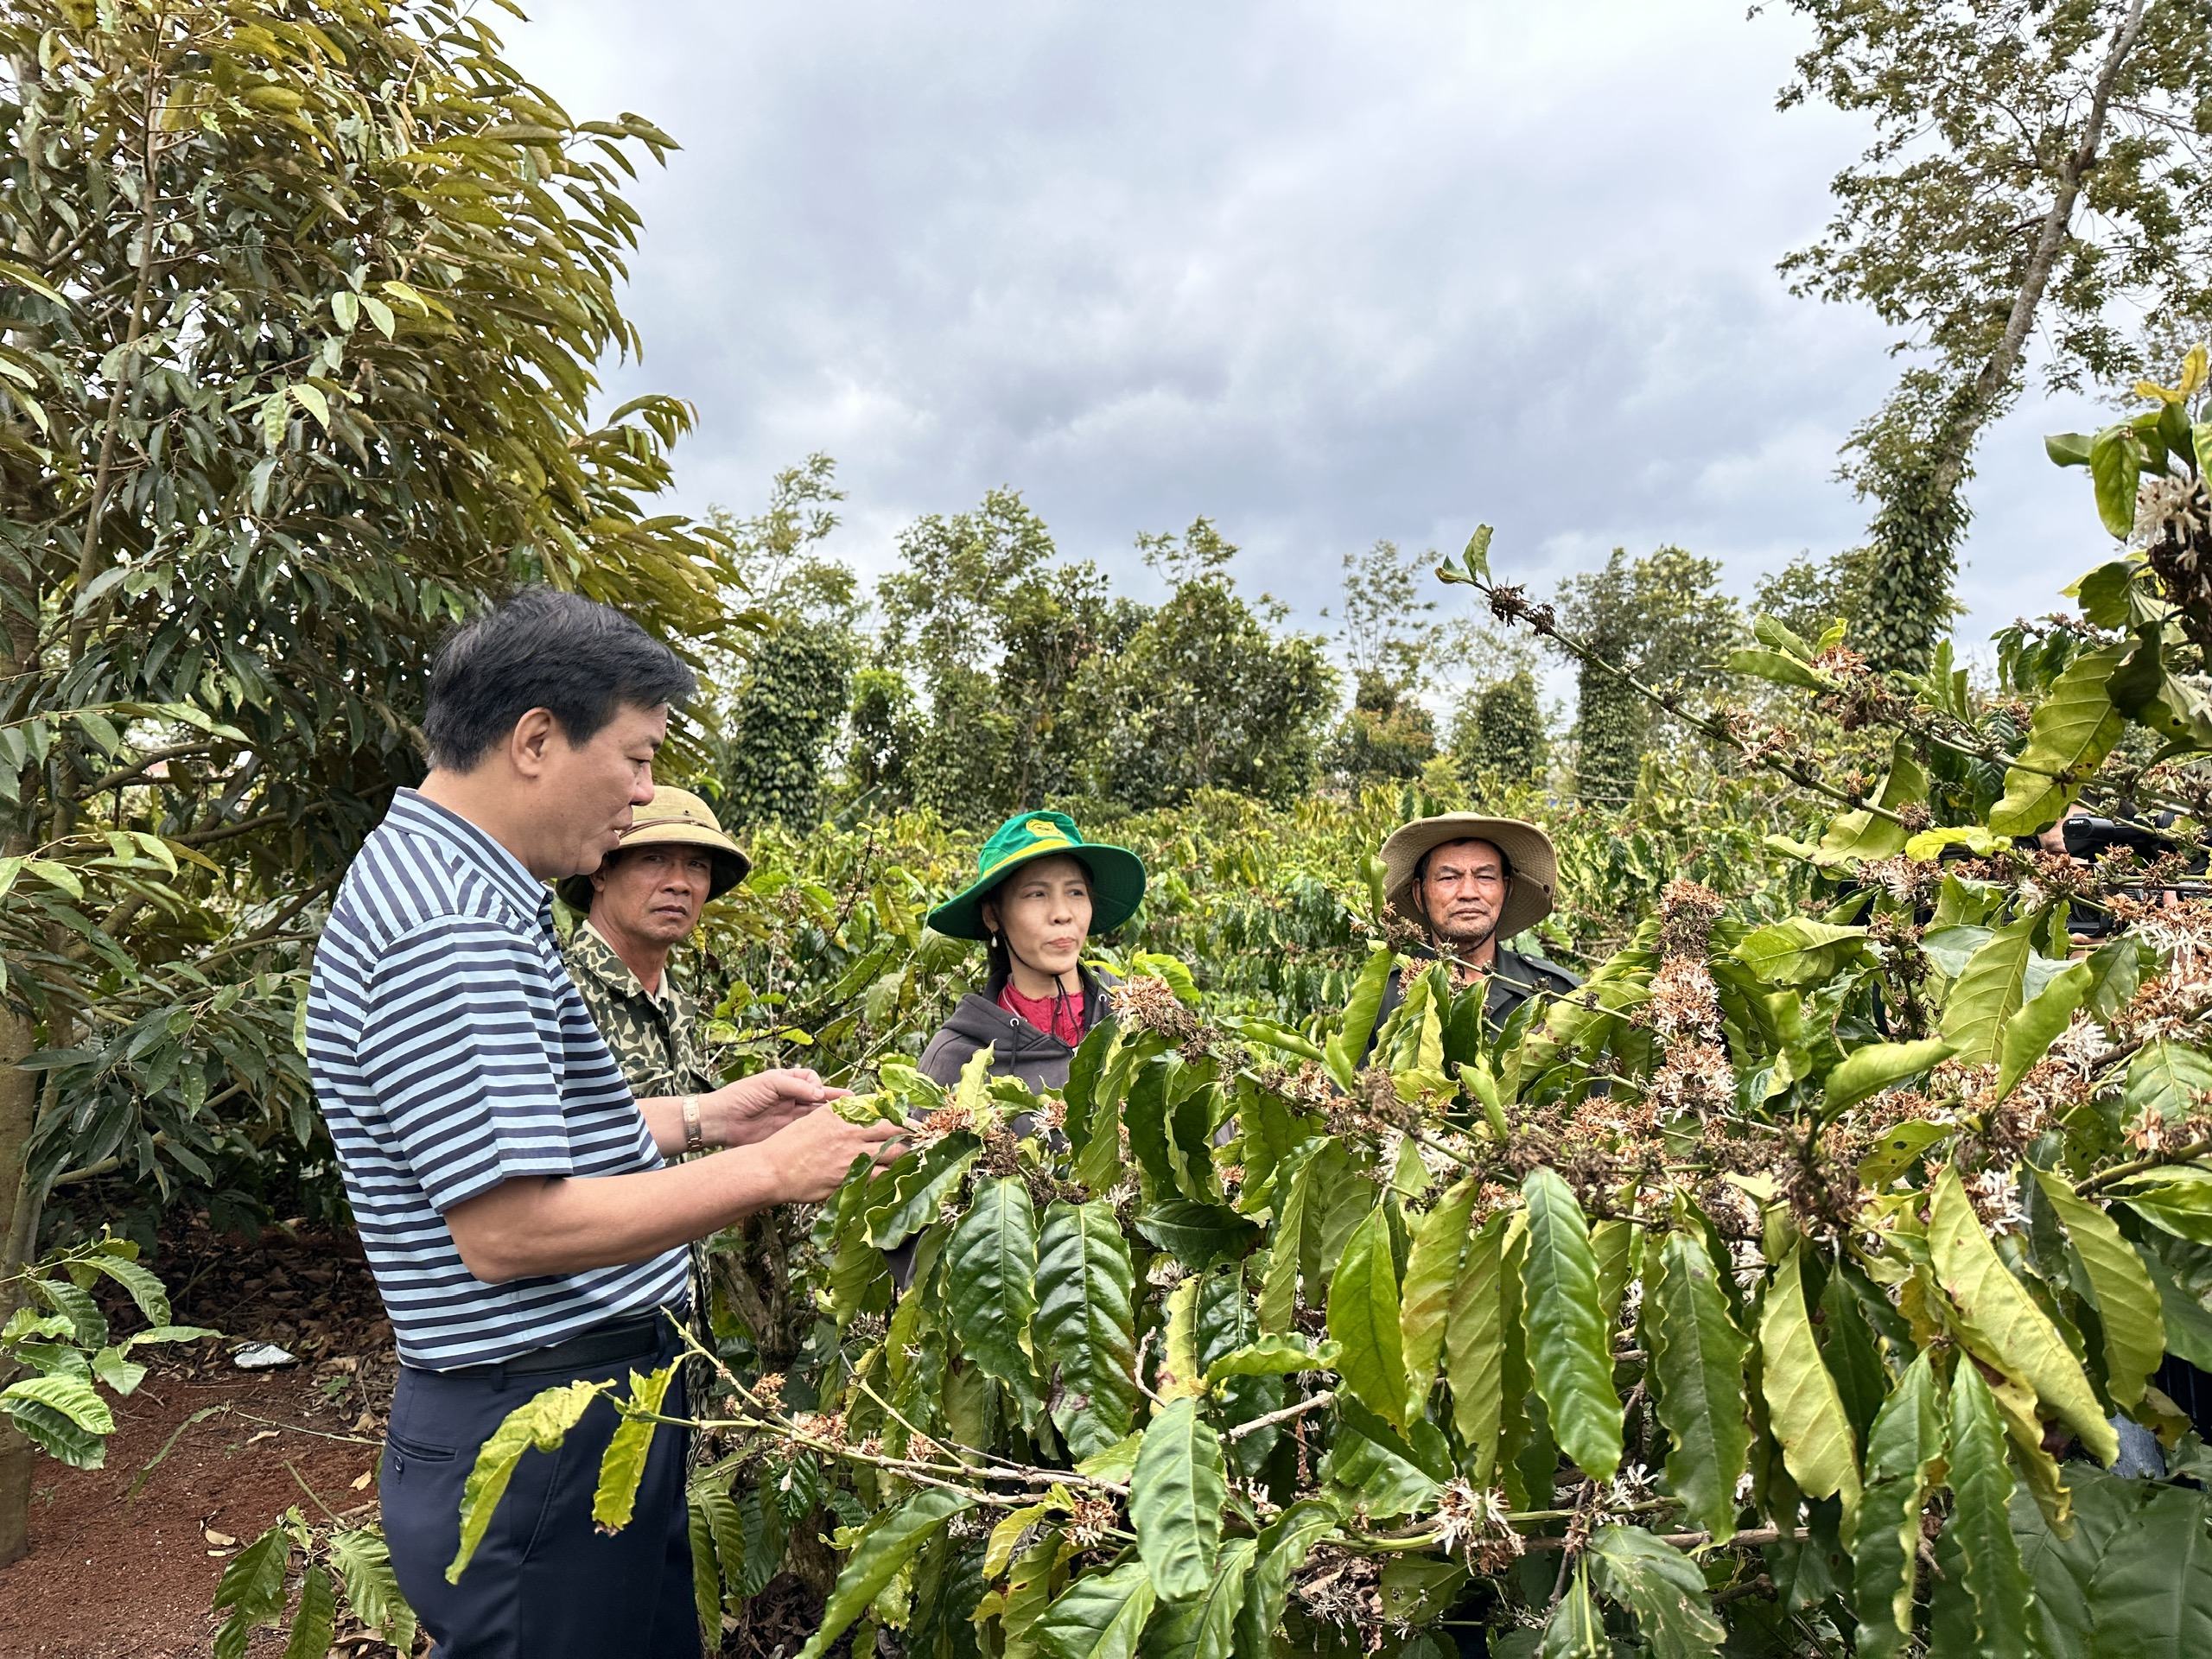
681, 1094, 706, 1156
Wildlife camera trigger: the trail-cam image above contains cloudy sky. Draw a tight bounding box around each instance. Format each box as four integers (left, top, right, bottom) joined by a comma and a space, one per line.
505, 0, 2119, 671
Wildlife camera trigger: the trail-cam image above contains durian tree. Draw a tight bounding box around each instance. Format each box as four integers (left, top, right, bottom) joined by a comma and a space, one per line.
0, 0, 739, 1565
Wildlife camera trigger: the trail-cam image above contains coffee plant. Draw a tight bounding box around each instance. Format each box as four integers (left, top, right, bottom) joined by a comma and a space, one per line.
212, 1505, 417, 1659
487, 365, 2212, 1657
235, 357, 2212, 1656
0, 1232, 209, 1467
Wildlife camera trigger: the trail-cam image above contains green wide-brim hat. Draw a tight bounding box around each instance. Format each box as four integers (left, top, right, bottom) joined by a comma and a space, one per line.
926, 810, 1147, 942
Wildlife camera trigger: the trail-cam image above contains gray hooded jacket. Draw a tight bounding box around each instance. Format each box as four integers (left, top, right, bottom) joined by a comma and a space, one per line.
916, 964, 1117, 1093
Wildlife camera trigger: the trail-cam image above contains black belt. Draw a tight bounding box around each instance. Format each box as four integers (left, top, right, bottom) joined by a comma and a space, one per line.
428, 1308, 680, 1382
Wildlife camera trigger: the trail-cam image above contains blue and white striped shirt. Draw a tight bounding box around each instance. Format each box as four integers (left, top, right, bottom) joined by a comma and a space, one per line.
307, 790, 690, 1370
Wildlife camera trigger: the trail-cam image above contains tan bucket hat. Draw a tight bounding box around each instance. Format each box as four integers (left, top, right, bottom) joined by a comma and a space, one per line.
1378, 812, 1558, 943
556, 785, 751, 912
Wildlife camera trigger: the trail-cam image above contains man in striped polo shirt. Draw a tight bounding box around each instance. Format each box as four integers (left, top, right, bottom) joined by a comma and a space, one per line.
308, 588, 902, 1657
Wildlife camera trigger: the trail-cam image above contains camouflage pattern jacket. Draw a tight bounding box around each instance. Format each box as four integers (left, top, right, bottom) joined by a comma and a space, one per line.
563, 923, 721, 1103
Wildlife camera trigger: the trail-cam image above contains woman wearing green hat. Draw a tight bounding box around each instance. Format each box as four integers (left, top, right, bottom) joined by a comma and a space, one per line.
918, 810, 1147, 1092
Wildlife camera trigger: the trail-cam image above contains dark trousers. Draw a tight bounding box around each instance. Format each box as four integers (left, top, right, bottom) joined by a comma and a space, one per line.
381, 1328, 702, 1659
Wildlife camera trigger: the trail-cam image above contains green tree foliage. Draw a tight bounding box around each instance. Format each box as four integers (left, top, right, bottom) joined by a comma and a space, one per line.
1322, 671, 1437, 789
867, 508, 1334, 822
843, 666, 921, 804
1444, 625, 1552, 791
1840, 370, 1975, 676
1448, 670, 1548, 788
711, 458, 857, 826
719, 455, 859, 632
720, 627, 851, 829
1553, 547, 1739, 804
1, 1234, 209, 1470
0, 0, 734, 1560
1076, 520, 1337, 810
1322, 541, 1444, 789
1773, 0, 2212, 671
877, 489, 1129, 823
1751, 550, 1867, 650
213, 1505, 418, 1659
1332, 537, 1445, 694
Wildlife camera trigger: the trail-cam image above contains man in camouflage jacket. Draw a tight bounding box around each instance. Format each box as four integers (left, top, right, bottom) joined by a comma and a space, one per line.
558, 785, 749, 1119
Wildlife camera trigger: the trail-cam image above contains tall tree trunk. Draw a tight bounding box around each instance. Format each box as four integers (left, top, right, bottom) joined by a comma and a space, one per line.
0, 1006, 38, 1567
0, 577, 40, 1567
1858, 0, 2150, 676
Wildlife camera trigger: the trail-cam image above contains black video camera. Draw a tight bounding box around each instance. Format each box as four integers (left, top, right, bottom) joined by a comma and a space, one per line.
2063, 815, 2178, 861
2057, 813, 2208, 938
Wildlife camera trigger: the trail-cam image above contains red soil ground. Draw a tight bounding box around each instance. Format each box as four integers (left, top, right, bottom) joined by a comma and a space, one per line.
0, 1220, 830, 1658
0, 1224, 409, 1658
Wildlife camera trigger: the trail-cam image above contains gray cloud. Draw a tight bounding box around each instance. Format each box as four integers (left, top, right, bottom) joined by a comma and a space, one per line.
510, 0, 2122, 652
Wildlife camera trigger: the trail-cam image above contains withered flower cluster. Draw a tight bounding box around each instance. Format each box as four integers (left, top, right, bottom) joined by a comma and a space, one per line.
1856, 1087, 1944, 1141
1311, 1066, 1432, 1159
790, 1409, 847, 1447
2119, 897, 2212, 985
1778, 1133, 1874, 1247
1500, 1097, 1666, 1208
1980, 1055, 2078, 1162
1646, 1042, 1734, 1121
2137, 472, 2212, 631
1858, 855, 1942, 912
1499, 1109, 1564, 1179
1812, 644, 1911, 731
1354, 1063, 1408, 1124
1641, 958, 1721, 1042
1866, 906, 1933, 1033
2026, 848, 2106, 912
1376, 901, 1432, 957
1467, 1179, 1517, 1224
978, 1122, 1025, 1177
1688, 1102, 1866, 1244
1637, 880, 1736, 1125
909, 1103, 972, 1147
1110, 974, 1201, 1046
1699, 1177, 1762, 1240
1294, 1548, 1387, 1647
1965, 1166, 2029, 1234
1433, 1478, 1524, 1573
1485, 582, 1557, 633
1656, 878, 1725, 962
1256, 1059, 1338, 1115
1065, 1491, 1119, 1549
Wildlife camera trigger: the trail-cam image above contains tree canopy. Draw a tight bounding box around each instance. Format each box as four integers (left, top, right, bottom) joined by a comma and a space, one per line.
0, 0, 736, 1560
1773, 0, 2212, 672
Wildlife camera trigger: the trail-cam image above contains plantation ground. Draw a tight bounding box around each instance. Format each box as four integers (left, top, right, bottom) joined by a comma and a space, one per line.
0, 1225, 396, 1657
0, 1224, 843, 1658
0, 1358, 380, 1656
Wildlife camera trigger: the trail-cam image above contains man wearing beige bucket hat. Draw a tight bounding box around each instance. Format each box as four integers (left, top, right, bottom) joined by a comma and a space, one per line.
559, 785, 751, 1109
1374, 811, 1580, 1028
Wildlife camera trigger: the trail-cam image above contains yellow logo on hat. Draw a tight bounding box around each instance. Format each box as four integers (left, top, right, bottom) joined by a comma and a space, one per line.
1026, 818, 1071, 845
